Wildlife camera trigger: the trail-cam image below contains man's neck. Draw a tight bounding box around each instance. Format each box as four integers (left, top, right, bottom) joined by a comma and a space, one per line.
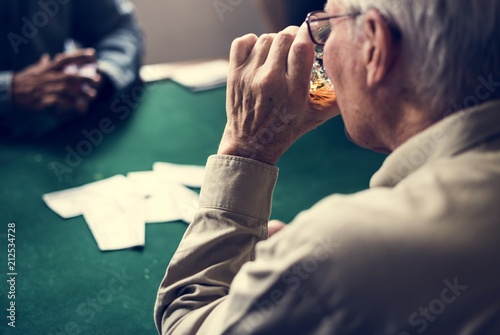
384, 102, 441, 153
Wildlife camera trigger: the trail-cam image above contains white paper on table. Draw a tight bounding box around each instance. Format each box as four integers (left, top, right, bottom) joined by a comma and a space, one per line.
82, 194, 145, 251
169, 59, 229, 92
42, 185, 87, 219
43, 171, 200, 251
132, 177, 199, 224
153, 162, 205, 188
127, 171, 162, 197
127, 171, 198, 223
43, 175, 135, 219
173, 185, 199, 223
144, 193, 184, 223
85, 175, 136, 196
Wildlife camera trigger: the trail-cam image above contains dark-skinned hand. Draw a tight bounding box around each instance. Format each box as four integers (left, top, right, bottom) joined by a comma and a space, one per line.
12, 48, 102, 120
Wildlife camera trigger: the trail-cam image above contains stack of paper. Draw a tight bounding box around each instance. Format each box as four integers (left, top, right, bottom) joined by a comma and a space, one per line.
43, 163, 205, 251
140, 59, 229, 92
170, 59, 229, 92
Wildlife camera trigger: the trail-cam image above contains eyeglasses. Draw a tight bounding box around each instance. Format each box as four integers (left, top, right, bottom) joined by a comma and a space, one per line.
306, 10, 361, 46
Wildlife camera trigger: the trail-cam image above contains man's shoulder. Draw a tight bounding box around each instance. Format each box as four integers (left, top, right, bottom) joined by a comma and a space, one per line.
260, 156, 500, 334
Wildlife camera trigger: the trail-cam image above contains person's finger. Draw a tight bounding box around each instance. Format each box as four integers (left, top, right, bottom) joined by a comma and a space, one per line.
268, 220, 287, 238
82, 85, 98, 100
88, 73, 101, 90
229, 34, 259, 71
81, 73, 101, 101
92, 72, 103, 88
50, 48, 96, 71
67, 74, 101, 92
39, 53, 51, 65
32, 54, 52, 75
53, 92, 90, 114
265, 26, 299, 72
56, 81, 97, 100
42, 94, 73, 111
287, 23, 315, 84
247, 33, 277, 68
44, 72, 92, 98
54, 48, 95, 62
46, 73, 96, 108
54, 73, 100, 95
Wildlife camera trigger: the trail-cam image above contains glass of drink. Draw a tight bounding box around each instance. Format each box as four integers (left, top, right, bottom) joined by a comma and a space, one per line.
309, 46, 336, 107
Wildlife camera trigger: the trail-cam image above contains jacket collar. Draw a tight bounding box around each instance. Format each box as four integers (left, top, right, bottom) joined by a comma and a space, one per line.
370, 100, 500, 188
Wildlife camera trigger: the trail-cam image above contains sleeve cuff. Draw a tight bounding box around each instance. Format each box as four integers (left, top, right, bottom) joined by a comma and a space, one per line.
97, 59, 136, 92
0, 72, 14, 115
199, 155, 279, 220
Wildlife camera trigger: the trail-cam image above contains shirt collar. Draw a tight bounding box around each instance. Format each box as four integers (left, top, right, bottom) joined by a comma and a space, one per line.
370, 99, 500, 188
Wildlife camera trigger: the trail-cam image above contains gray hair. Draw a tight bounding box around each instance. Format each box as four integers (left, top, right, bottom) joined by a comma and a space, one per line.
337, 0, 500, 114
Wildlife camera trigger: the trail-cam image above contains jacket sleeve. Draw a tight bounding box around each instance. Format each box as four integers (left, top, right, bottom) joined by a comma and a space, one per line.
154, 155, 279, 334
71, 0, 144, 92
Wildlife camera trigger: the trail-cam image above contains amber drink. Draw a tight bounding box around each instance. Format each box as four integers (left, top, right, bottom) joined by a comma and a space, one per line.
309, 46, 336, 107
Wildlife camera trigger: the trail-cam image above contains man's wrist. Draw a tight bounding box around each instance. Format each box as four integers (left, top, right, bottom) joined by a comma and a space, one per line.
217, 144, 279, 166
217, 132, 283, 165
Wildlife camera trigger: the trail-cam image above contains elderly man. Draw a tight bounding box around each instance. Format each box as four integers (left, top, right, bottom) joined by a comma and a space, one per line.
155, 0, 500, 334
0, 0, 143, 137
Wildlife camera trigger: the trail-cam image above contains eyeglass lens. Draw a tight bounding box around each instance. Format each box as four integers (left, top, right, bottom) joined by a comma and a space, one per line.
310, 13, 331, 45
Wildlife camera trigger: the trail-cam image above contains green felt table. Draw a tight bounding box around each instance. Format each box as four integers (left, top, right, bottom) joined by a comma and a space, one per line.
0, 81, 385, 335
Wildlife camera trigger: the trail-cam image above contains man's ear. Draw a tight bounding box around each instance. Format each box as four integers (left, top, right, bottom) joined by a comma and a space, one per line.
361, 9, 399, 88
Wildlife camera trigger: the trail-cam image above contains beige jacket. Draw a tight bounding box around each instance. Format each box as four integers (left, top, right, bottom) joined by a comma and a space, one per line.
155, 100, 500, 334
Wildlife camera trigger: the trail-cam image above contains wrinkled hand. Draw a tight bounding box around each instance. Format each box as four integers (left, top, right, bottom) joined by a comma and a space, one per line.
12, 49, 101, 118
218, 24, 340, 165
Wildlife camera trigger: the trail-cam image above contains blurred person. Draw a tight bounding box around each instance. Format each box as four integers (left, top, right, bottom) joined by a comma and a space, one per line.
154, 0, 500, 334
253, 0, 325, 32
0, 0, 143, 137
